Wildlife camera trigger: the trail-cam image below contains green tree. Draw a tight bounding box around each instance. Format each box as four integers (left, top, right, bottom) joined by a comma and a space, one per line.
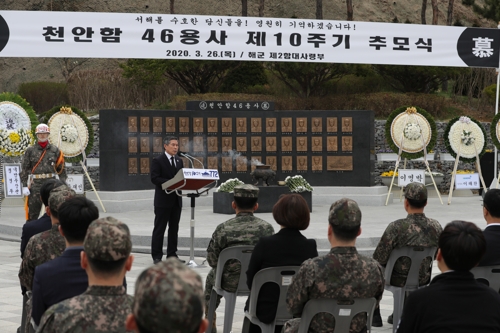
219, 62, 268, 93
473, 0, 500, 21
120, 59, 240, 94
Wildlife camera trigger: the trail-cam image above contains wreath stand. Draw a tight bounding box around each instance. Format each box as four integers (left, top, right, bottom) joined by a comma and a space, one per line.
385, 111, 443, 206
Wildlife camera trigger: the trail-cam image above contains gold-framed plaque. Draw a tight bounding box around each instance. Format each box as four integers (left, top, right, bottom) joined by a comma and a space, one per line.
140, 158, 150, 174
282, 137, 292, 151
342, 136, 353, 151
166, 117, 176, 132
128, 158, 138, 174
140, 117, 150, 132
297, 137, 307, 152
327, 136, 338, 152
208, 156, 218, 170
327, 117, 337, 132
193, 118, 204, 133
236, 137, 247, 152
207, 137, 218, 152
153, 117, 162, 133
266, 137, 277, 152
128, 117, 138, 132
281, 117, 292, 132
312, 137, 322, 152
153, 137, 163, 153
179, 137, 190, 152
297, 156, 308, 171
282, 156, 293, 171
222, 137, 232, 152
193, 136, 204, 152
128, 137, 138, 153
342, 117, 353, 132
312, 118, 322, 132
312, 156, 323, 171
222, 118, 232, 132
327, 156, 353, 171
179, 117, 189, 132
208, 118, 218, 133
222, 157, 233, 172
251, 137, 262, 152
236, 118, 247, 133
236, 156, 247, 171
266, 118, 276, 133
140, 137, 150, 153
251, 118, 262, 132
296, 118, 307, 132
250, 156, 262, 171
266, 156, 277, 171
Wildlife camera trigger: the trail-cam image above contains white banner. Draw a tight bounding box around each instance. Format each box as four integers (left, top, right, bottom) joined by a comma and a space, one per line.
0, 11, 499, 67
3, 163, 22, 198
455, 173, 480, 189
398, 169, 425, 186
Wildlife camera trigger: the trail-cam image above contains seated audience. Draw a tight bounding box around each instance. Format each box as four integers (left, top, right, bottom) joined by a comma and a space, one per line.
126, 258, 208, 333
244, 194, 318, 333
283, 198, 384, 333
38, 216, 134, 332
479, 189, 500, 266
397, 220, 500, 332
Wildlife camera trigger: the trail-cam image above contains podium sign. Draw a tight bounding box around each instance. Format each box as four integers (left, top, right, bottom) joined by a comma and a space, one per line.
455, 173, 480, 189
162, 168, 219, 191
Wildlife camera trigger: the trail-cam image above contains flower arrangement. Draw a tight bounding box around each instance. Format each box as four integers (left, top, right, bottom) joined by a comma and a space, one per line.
456, 170, 475, 174
0, 93, 38, 134
385, 106, 437, 160
60, 124, 78, 143
216, 178, 244, 192
0, 128, 34, 157
381, 170, 398, 177
285, 175, 313, 193
490, 112, 500, 150
444, 115, 486, 162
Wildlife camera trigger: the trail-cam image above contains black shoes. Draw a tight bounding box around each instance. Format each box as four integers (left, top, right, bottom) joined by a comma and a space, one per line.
388, 314, 394, 324
372, 307, 383, 327
167, 255, 186, 263
153, 259, 162, 264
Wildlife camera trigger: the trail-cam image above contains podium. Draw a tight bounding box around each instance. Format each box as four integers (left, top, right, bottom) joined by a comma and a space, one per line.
162, 168, 219, 267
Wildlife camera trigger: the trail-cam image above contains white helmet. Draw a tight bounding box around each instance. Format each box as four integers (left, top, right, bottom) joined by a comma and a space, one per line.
35, 124, 50, 134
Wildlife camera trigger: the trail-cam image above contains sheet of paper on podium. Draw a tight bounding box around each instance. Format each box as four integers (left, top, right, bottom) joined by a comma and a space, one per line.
162, 168, 219, 191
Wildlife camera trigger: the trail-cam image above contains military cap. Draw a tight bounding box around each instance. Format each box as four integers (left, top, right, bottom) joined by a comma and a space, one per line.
328, 198, 362, 227
233, 184, 259, 198
133, 258, 204, 333
405, 182, 427, 200
48, 185, 76, 211
84, 217, 132, 261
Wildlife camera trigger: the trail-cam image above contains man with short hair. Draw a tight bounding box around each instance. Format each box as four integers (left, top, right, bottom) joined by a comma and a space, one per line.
372, 182, 442, 325
478, 189, 500, 266
204, 184, 274, 332
31, 196, 99, 327
397, 221, 500, 332
126, 258, 207, 333
38, 216, 134, 333
283, 198, 384, 333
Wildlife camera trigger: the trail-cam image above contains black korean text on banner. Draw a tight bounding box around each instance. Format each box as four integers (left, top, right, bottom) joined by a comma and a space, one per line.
0, 10, 499, 68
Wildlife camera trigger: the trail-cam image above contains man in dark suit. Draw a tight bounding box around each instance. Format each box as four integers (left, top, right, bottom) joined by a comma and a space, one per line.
31, 197, 99, 328
151, 136, 184, 264
479, 189, 500, 266
397, 221, 500, 332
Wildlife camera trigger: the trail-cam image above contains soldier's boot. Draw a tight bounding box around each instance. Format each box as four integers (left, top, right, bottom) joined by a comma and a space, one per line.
205, 304, 217, 333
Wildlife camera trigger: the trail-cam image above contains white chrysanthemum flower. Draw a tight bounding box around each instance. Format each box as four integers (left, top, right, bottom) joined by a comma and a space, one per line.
391, 113, 431, 153
448, 120, 484, 159
48, 112, 89, 157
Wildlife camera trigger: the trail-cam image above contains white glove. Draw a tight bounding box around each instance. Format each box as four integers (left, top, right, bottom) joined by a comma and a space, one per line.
23, 187, 30, 196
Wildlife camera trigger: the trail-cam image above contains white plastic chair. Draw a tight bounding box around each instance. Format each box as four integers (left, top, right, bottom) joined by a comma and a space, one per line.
471, 265, 500, 293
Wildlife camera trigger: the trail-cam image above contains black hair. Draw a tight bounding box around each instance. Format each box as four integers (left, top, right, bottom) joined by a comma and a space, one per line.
331, 224, 360, 242
406, 198, 427, 209
483, 189, 500, 218
58, 197, 99, 243
40, 179, 64, 206
87, 257, 127, 276
234, 196, 258, 210
439, 220, 486, 271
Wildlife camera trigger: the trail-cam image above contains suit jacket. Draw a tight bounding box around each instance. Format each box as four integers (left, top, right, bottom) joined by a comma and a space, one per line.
20, 213, 52, 258
397, 271, 500, 333
151, 153, 183, 208
479, 225, 500, 266
245, 228, 318, 323
31, 246, 89, 325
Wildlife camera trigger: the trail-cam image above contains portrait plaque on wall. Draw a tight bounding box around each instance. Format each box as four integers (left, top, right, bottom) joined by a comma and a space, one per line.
282, 137, 292, 151
236, 156, 247, 171
140, 117, 150, 132
312, 137, 322, 152
222, 157, 233, 172
312, 156, 323, 171
266, 137, 276, 152
128, 117, 138, 132
251, 118, 262, 132
165, 117, 176, 132
128, 158, 138, 174
153, 117, 162, 132
179, 117, 189, 132
193, 136, 204, 152
193, 118, 204, 133
266, 156, 277, 171
282, 156, 293, 171
181, 157, 190, 168
296, 118, 307, 132
153, 137, 163, 153
222, 118, 232, 132
327, 156, 353, 171
251, 137, 262, 152
281, 117, 292, 132
342, 117, 353, 132
128, 137, 137, 153
179, 137, 190, 152
297, 156, 308, 171
327, 117, 338, 132
222, 137, 232, 152
327, 136, 338, 152
195, 157, 205, 169
208, 118, 218, 133
236, 137, 247, 152
140, 137, 150, 153
250, 156, 262, 171
342, 136, 353, 151
140, 158, 150, 174
236, 117, 247, 133
207, 137, 218, 152
297, 137, 307, 152
266, 118, 276, 133
208, 156, 218, 170
312, 118, 322, 132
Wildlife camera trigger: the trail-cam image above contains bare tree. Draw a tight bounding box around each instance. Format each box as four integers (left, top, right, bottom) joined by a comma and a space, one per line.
258, 0, 265, 17
170, 0, 175, 14
316, 0, 323, 19
346, 0, 353, 21
421, 0, 427, 24
447, 0, 454, 25
431, 0, 439, 24
56, 58, 90, 82
242, 0, 247, 16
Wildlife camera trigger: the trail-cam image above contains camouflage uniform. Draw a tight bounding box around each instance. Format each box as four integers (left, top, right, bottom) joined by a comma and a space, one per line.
373, 183, 442, 287
37, 217, 133, 333
21, 143, 67, 221
205, 185, 274, 317
133, 258, 205, 333
283, 198, 385, 333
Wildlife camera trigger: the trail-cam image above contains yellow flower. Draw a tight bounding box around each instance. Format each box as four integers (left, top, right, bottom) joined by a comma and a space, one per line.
8, 132, 20, 143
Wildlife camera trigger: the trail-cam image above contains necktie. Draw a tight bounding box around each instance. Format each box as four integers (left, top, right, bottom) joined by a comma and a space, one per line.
170, 156, 176, 170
